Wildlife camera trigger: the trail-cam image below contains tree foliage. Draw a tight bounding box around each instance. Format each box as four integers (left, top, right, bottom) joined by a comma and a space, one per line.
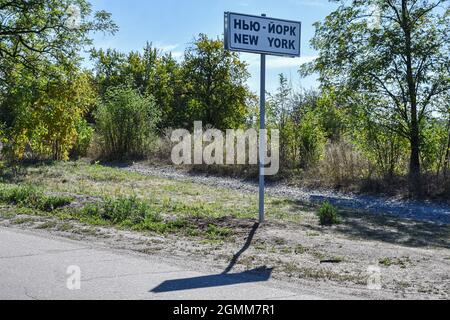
302, 0, 450, 194
91, 35, 253, 131
182, 34, 252, 130
0, 0, 116, 160
1, 68, 96, 160
0, 0, 116, 84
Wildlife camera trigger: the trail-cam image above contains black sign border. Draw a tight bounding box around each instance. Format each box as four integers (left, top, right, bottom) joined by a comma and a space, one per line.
224, 12, 302, 58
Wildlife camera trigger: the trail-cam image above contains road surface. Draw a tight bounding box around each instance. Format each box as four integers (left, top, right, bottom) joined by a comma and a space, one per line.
0, 227, 335, 300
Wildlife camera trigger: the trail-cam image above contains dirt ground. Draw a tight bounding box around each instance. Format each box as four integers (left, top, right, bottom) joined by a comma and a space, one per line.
122, 162, 450, 225
1, 204, 449, 300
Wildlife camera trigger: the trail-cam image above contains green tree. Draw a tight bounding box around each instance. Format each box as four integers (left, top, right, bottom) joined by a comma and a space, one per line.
182, 34, 252, 130
302, 0, 450, 196
146, 49, 185, 129
91, 44, 184, 129
0, 0, 117, 84
90, 48, 129, 95
1, 68, 96, 160
0, 0, 116, 160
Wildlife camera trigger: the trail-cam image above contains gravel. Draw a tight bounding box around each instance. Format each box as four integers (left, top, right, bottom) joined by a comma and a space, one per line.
121, 163, 450, 225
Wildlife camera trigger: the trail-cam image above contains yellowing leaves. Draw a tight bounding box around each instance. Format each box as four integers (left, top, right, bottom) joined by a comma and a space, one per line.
9, 72, 96, 160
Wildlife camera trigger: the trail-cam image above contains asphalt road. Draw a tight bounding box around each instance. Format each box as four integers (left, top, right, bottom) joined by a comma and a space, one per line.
0, 228, 329, 300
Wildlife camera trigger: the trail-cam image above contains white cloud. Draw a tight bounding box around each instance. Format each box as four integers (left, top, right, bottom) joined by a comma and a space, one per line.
170, 51, 184, 59
152, 42, 184, 60
154, 42, 180, 53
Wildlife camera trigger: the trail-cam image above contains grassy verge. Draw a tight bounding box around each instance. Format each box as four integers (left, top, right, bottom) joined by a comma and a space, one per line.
1, 161, 449, 298
0, 161, 315, 240
0, 183, 73, 212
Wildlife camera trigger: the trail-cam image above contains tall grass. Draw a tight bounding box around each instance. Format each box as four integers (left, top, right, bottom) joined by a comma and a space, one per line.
0, 184, 72, 211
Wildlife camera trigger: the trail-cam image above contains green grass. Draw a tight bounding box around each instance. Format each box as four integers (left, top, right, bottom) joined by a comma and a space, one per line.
35, 221, 58, 229
12, 217, 35, 225
0, 161, 320, 240
77, 195, 234, 238
0, 183, 73, 212
9, 161, 311, 222
85, 196, 162, 225
205, 224, 233, 240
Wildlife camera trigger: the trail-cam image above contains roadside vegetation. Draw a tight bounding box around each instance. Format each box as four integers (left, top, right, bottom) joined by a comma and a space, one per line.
317, 202, 339, 226
0, 1, 449, 200
0, 161, 448, 299
0, 161, 311, 238
0, 184, 73, 212
0, 0, 448, 300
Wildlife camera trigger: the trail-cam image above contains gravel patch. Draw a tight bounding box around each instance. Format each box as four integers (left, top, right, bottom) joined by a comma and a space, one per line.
120, 163, 450, 225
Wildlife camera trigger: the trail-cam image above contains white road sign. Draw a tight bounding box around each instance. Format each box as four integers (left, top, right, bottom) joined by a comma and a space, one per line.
224, 12, 301, 57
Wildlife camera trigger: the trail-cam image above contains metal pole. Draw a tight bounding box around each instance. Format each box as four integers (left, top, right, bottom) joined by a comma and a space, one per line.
259, 13, 266, 224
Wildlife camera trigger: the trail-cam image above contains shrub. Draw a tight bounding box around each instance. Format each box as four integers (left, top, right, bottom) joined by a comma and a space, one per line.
94, 86, 161, 160
317, 202, 339, 226
82, 203, 101, 217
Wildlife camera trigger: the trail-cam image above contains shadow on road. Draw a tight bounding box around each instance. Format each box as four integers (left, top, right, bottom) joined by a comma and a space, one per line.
150, 223, 273, 293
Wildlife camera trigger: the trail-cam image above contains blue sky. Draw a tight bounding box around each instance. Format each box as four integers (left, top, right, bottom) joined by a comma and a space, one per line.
89, 0, 338, 93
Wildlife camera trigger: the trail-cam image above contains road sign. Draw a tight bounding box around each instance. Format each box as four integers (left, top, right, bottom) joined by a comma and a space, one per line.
224, 12, 301, 57
224, 12, 302, 224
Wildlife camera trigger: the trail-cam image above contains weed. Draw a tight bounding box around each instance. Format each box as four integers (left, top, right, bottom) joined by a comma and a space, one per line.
379, 257, 393, 266
294, 244, 307, 254
57, 223, 73, 232
36, 221, 58, 229
12, 217, 34, 224
317, 202, 339, 226
134, 217, 188, 234
379, 256, 411, 268
37, 195, 73, 212
82, 196, 162, 225
205, 224, 233, 240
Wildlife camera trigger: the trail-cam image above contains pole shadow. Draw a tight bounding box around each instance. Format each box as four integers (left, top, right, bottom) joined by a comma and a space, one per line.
150, 223, 273, 293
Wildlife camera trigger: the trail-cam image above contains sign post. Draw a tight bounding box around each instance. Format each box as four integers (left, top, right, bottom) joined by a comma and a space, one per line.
259, 32, 266, 223
224, 12, 301, 223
